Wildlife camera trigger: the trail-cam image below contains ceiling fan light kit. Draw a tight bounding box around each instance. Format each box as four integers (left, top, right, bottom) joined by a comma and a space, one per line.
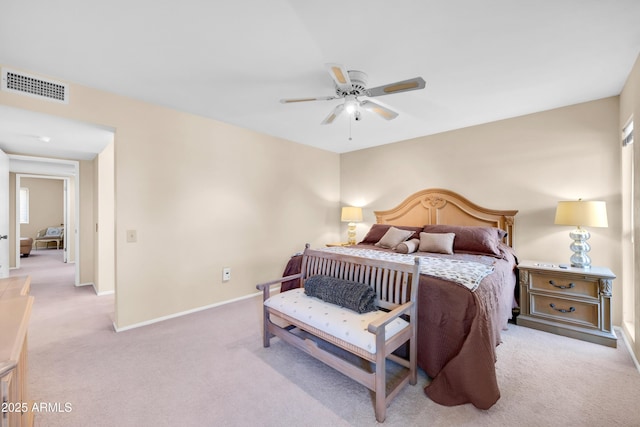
280, 63, 425, 125
344, 95, 358, 114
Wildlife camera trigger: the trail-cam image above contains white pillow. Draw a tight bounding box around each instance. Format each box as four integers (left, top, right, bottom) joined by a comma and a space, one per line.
375, 227, 414, 249
395, 238, 420, 254
419, 232, 455, 254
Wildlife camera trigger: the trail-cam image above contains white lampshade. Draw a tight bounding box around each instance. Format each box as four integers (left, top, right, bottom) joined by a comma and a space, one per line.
554, 200, 608, 228
341, 206, 363, 222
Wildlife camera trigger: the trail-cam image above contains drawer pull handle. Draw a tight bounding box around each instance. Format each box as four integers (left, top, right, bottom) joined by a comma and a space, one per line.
549, 280, 575, 289
549, 303, 575, 314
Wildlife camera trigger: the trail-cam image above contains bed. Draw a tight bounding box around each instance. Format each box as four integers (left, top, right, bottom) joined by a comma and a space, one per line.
281, 188, 518, 409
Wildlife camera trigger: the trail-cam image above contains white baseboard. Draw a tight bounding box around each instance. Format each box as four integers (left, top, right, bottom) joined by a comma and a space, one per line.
616, 326, 640, 374
87, 282, 114, 296
77, 282, 114, 296
112, 291, 263, 333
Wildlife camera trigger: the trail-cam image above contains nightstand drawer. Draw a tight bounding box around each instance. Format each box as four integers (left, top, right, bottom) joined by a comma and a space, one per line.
529, 271, 598, 299
530, 294, 599, 328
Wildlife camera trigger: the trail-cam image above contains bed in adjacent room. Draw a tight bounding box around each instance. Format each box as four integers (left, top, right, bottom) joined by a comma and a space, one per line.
281, 188, 518, 409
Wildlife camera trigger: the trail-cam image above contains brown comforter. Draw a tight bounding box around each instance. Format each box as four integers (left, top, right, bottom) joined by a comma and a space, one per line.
281, 243, 518, 409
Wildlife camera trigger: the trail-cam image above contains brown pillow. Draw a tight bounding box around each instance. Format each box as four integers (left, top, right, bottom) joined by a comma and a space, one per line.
375, 227, 414, 249
418, 232, 455, 254
421, 224, 505, 256
395, 238, 420, 254
359, 224, 423, 245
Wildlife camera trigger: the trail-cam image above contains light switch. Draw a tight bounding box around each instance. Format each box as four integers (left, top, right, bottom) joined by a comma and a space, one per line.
126, 230, 137, 243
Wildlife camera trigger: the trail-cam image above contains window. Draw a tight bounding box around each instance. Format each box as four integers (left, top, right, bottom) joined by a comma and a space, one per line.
19, 187, 29, 224
623, 120, 634, 146
622, 118, 635, 342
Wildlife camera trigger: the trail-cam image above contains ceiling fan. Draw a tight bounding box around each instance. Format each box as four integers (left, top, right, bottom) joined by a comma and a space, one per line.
280, 63, 426, 125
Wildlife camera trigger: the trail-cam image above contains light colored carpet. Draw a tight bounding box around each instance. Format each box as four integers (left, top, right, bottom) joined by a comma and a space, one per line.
11, 250, 640, 426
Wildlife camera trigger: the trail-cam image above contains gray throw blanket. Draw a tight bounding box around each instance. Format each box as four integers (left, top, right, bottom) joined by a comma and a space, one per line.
304, 275, 378, 313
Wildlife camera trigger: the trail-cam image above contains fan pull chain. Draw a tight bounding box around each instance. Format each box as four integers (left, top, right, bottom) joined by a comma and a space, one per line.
348, 115, 352, 141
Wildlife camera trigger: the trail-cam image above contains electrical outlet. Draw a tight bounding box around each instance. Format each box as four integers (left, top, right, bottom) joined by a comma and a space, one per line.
222, 267, 231, 282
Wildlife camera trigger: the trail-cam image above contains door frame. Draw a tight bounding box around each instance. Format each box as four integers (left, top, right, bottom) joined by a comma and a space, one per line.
0, 148, 9, 278
11, 156, 80, 285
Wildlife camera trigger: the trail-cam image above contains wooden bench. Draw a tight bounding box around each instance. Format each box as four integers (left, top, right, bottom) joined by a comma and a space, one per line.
256, 245, 421, 422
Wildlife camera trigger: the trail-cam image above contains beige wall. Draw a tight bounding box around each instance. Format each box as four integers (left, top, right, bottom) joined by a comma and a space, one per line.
79, 159, 95, 285
341, 97, 622, 321
0, 64, 341, 329
96, 141, 114, 294
9, 173, 15, 267
620, 53, 640, 361
67, 176, 76, 263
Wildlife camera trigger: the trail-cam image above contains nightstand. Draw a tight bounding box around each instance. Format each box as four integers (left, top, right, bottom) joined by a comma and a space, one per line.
325, 242, 350, 247
517, 260, 616, 347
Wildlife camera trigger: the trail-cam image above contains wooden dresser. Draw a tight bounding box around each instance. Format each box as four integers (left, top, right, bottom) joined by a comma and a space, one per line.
517, 261, 616, 347
0, 276, 34, 427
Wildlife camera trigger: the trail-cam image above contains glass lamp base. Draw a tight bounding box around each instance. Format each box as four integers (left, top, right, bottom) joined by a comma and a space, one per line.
568, 227, 591, 269
347, 222, 357, 245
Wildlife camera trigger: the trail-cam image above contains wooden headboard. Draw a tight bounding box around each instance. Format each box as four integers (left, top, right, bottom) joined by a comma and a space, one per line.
374, 188, 518, 247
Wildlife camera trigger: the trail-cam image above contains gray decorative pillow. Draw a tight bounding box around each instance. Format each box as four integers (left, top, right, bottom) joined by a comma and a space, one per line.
395, 238, 420, 254
304, 275, 377, 313
419, 232, 455, 254
45, 227, 62, 237
375, 226, 414, 249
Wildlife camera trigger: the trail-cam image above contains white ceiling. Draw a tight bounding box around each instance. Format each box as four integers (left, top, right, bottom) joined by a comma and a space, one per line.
0, 0, 639, 157
0, 106, 114, 161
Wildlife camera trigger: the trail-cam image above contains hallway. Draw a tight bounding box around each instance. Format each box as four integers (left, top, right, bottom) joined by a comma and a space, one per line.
10, 249, 115, 426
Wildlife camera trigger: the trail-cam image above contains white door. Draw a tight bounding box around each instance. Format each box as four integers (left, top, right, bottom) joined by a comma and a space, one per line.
63, 178, 68, 263
0, 148, 9, 278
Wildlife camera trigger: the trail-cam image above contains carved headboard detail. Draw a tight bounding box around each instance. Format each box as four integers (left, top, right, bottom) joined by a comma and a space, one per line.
374, 188, 518, 247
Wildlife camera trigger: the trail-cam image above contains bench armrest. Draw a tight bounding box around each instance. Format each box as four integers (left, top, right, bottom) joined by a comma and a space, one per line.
367, 301, 414, 334
256, 273, 303, 300
256, 273, 302, 290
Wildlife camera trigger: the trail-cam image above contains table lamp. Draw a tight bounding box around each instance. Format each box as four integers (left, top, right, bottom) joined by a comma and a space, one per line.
554, 199, 608, 269
341, 206, 363, 245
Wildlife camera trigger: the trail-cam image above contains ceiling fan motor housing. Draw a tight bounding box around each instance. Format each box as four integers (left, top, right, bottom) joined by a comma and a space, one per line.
335, 70, 368, 97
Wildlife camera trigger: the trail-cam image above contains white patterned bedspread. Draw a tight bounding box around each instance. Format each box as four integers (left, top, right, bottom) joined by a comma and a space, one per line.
319, 247, 494, 292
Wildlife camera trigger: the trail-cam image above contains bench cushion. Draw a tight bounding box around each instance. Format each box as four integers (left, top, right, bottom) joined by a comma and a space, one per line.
264, 289, 409, 354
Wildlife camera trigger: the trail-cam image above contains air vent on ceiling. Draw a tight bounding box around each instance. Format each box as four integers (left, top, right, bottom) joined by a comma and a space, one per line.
1, 68, 69, 104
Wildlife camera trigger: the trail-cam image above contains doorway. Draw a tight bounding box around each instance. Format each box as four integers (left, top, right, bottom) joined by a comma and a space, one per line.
10, 157, 81, 282
16, 174, 74, 281
0, 106, 115, 296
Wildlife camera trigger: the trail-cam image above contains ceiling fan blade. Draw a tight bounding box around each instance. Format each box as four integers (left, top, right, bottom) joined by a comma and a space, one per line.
280, 95, 338, 103
321, 103, 345, 125
365, 77, 426, 97
325, 63, 353, 93
359, 100, 399, 120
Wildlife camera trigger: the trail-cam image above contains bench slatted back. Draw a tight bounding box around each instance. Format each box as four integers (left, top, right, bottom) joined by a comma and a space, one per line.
300, 248, 421, 311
